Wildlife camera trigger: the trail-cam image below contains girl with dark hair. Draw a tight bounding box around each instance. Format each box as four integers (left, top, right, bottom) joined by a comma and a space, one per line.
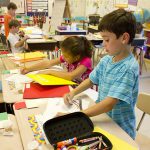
21, 36, 93, 83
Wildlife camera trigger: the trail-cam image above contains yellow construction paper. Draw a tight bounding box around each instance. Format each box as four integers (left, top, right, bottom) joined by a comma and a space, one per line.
15, 52, 47, 60
94, 127, 138, 150
27, 74, 77, 85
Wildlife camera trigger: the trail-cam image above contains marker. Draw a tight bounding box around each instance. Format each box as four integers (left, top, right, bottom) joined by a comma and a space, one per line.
57, 137, 77, 148
79, 136, 99, 143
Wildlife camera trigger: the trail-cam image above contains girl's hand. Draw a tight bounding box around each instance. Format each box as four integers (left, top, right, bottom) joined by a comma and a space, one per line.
20, 67, 30, 74
64, 92, 74, 106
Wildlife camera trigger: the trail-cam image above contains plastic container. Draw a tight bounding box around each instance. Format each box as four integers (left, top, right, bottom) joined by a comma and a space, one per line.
71, 23, 77, 31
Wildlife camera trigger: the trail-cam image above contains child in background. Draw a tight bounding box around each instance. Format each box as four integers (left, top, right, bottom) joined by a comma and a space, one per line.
21, 36, 93, 83
4, 2, 17, 38
62, 9, 139, 139
7, 19, 29, 53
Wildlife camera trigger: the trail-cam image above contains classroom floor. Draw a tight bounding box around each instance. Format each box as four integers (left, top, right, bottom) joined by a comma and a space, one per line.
136, 60, 150, 138
0, 57, 150, 139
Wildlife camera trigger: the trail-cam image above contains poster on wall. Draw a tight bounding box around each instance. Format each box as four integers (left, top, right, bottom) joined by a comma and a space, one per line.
26, 0, 48, 16
0, 0, 10, 7
10, 0, 25, 13
128, 0, 138, 6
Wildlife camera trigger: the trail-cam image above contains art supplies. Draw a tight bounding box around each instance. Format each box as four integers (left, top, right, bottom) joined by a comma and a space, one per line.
13, 52, 46, 61
43, 112, 112, 150
94, 127, 138, 150
57, 137, 77, 148
28, 115, 46, 144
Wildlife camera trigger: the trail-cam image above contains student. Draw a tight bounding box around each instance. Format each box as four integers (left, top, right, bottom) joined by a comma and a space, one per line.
62, 9, 139, 140
21, 36, 93, 83
7, 19, 29, 53
4, 2, 17, 38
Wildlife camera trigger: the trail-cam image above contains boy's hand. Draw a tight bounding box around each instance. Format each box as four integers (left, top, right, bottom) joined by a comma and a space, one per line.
24, 35, 30, 41
20, 67, 30, 74
64, 92, 74, 106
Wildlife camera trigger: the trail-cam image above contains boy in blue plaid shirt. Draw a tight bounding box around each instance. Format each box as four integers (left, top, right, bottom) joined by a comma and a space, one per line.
63, 9, 139, 139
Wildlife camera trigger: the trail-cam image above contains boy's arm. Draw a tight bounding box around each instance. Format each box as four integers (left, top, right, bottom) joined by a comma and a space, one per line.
21, 58, 61, 74
15, 36, 29, 48
82, 97, 118, 117
39, 65, 87, 81
64, 78, 94, 105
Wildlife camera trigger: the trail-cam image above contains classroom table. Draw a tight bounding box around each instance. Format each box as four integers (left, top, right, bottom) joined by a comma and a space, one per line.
13, 94, 139, 150
0, 114, 23, 150
26, 38, 57, 59
1, 58, 49, 104
1, 56, 47, 71
1, 64, 139, 149
55, 29, 87, 35
53, 34, 103, 46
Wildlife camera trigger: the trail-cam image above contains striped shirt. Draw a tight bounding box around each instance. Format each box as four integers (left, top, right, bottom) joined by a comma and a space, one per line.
89, 53, 139, 139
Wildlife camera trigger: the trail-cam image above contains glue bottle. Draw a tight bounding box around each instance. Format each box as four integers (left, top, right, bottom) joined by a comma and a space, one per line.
57, 137, 77, 148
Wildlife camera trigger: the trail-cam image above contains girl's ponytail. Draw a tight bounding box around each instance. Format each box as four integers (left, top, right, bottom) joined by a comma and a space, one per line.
80, 36, 93, 58
60, 36, 94, 58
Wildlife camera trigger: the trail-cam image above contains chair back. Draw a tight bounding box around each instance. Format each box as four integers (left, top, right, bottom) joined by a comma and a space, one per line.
136, 93, 150, 115
6, 40, 12, 53
0, 34, 7, 45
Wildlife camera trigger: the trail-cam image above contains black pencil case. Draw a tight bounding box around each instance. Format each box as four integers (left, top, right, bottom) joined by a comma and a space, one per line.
43, 112, 113, 149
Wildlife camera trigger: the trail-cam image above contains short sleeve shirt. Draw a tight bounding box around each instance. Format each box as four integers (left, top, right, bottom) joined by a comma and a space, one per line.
89, 54, 139, 139
60, 55, 92, 83
7, 33, 24, 53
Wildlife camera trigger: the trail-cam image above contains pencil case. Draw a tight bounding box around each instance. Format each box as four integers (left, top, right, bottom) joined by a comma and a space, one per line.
43, 112, 113, 150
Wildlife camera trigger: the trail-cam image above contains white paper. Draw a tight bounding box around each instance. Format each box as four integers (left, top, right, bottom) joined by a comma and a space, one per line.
5, 74, 32, 83
83, 88, 98, 102
42, 98, 80, 123
10, 69, 20, 74
25, 99, 48, 109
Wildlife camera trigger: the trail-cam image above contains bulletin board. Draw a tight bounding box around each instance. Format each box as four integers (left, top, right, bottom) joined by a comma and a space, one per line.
10, 0, 25, 13
0, 0, 10, 6
26, 0, 48, 16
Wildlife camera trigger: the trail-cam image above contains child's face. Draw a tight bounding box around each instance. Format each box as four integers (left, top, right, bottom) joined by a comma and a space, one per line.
61, 49, 80, 64
100, 31, 127, 56
12, 26, 19, 33
9, 8, 16, 17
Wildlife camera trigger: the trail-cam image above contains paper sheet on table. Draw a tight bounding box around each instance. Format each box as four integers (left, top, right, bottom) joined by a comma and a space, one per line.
25, 99, 48, 109
94, 127, 138, 150
0, 112, 9, 128
10, 69, 20, 74
27, 74, 76, 85
83, 88, 98, 101
14, 52, 46, 60
42, 97, 90, 123
5, 74, 32, 83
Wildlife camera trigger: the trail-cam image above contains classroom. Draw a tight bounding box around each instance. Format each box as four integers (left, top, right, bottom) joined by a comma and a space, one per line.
0, 0, 150, 150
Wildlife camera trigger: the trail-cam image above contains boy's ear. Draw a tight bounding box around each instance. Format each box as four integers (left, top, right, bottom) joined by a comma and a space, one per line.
122, 32, 130, 44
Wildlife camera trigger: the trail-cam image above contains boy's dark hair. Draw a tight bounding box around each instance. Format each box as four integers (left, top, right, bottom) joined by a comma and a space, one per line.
9, 19, 20, 28
7, 2, 17, 10
60, 36, 93, 58
136, 22, 143, 34
98, 9, 136, 44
